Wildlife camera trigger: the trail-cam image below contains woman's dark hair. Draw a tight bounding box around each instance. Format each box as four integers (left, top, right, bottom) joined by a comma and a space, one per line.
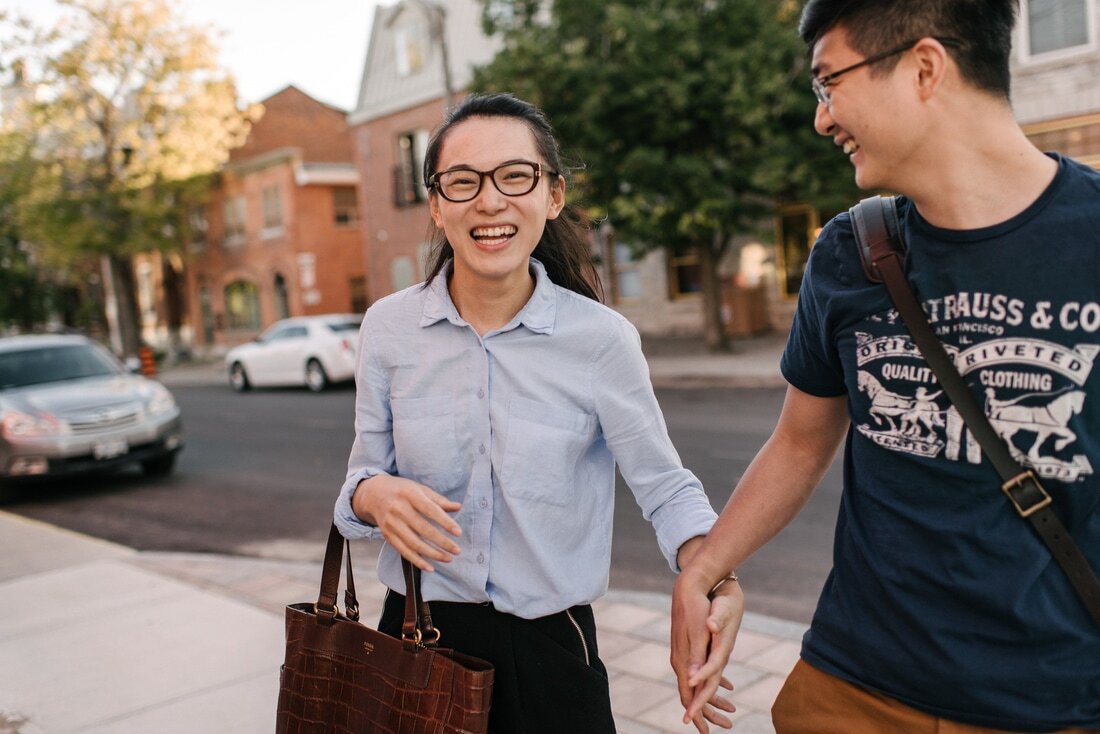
799, 0, 1018, 100
421, 92, 603, 301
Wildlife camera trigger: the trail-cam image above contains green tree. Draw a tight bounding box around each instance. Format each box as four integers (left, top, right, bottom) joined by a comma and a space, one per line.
1, 0, 250, 356
474, 0, 858, 350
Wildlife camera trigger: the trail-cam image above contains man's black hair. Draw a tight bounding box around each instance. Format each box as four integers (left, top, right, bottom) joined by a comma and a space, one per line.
798, 0, 1019, 99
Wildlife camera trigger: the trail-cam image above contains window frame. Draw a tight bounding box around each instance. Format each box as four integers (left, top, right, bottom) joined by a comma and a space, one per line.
333, 186, 360, 227
1019, 0, 1097, 63
394, 129, 429, 208
223, 195, 247, 247
666, 249, 704, 301
261, 185, 284, 238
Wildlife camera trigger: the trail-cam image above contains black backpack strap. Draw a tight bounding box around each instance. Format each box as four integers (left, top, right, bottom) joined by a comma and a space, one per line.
849, 195, 903, 284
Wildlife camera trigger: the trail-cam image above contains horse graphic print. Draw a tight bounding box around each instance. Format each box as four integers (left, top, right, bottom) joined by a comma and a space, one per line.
853, 328, 1096, 483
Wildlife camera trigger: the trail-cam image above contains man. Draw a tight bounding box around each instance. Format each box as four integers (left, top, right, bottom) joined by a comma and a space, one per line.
671, 1, 1100, 732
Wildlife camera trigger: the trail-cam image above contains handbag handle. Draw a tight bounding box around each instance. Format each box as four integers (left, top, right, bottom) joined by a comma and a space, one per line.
850, 196, 1100, 628
317, 524, 442, 647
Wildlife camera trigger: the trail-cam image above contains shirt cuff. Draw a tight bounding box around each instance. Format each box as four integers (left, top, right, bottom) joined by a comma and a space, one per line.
656, 507, 718, 573
333, 470, 384, 541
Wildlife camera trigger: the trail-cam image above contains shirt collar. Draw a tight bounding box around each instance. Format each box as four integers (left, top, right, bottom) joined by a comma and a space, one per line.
420, 258, 557, 335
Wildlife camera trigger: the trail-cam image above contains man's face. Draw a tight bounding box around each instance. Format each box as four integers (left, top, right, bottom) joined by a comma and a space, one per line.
810, 27, 921, 190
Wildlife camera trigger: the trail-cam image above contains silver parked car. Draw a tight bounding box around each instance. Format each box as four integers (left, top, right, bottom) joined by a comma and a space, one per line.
225, 314, 362, 393
0, 334, 183, 481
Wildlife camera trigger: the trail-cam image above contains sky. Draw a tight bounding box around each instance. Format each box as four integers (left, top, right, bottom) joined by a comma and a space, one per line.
0, 0, 384, 111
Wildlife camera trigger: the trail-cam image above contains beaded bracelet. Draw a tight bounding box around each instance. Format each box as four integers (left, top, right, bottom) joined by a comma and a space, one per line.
707, 573, 740, 599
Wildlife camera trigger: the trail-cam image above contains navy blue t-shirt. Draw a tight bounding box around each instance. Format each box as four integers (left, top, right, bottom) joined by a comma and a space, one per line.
781, 154, 1100, 731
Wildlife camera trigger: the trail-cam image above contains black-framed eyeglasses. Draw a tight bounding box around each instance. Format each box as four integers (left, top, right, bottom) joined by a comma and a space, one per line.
427, 160, 559, 203
811, 37, 962, 105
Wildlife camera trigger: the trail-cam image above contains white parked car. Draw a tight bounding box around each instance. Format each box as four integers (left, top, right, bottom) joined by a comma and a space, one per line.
225, 314, 362, 392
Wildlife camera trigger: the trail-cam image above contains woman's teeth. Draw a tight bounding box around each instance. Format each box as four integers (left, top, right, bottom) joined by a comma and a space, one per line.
472, 225, 517, 242
843, 140, 859, 155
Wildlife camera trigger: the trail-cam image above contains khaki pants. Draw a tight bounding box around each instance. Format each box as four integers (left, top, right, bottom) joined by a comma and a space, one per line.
772, 659, 1096, 734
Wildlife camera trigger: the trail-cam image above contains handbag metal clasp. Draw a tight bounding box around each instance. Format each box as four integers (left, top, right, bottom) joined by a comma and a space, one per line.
1001, 470, 1052, 518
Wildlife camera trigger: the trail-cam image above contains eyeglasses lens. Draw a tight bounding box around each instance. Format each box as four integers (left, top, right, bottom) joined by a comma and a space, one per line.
437, 162, 539, 202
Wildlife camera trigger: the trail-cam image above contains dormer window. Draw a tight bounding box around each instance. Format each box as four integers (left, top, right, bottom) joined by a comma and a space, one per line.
394, 21, 428, 76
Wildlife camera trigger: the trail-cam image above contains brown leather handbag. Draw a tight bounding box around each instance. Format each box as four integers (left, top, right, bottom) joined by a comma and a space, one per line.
276, 525, 494, 733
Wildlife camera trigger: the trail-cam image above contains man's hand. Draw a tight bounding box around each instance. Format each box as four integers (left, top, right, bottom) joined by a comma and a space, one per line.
351, 475, 462, 571
671, 574, 745, 732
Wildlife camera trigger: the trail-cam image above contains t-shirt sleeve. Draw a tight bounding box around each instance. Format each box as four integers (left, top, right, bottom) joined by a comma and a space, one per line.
780, 219, 848, 398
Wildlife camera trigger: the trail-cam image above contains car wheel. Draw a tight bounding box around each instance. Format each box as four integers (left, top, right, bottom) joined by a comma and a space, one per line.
305, 358, 328, 392
229, 362, 251, 392
141, 451, 177, 477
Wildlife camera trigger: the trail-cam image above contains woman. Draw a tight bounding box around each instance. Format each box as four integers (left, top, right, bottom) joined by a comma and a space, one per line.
334, 93, 731, 732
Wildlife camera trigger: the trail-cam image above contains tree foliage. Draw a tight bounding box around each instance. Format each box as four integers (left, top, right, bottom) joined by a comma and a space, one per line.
0, 0, 251, 351
473, 0, 858, 349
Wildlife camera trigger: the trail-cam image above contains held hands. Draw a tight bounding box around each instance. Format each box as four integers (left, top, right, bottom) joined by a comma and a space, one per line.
671, 573, 745, 733
351, 475, 462, 572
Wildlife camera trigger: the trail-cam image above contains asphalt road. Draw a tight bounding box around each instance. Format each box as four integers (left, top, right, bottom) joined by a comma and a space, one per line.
2, 382, 843, 623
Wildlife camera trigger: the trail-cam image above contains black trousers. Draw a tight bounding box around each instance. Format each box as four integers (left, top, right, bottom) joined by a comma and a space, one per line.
380, 591, 617, 733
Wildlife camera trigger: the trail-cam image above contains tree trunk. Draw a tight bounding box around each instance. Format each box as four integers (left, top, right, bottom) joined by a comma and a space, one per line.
163, 255, 186, 362
699, 237, 729, 353
107, 253, 143, 358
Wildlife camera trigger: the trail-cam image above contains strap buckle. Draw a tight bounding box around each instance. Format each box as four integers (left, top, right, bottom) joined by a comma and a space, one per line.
1001, 470, 1052, 518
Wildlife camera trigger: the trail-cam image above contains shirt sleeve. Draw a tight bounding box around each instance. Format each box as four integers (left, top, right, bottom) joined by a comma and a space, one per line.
780, 219, 848, 398
333, 313, 394, 541
591, 318, 718, 571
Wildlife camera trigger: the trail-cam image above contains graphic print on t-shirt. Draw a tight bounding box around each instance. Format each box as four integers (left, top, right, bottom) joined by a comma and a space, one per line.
853, 293, 1098, 483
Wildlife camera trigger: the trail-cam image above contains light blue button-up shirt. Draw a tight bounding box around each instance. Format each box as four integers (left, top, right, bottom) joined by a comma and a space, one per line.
334, 259, 717, 619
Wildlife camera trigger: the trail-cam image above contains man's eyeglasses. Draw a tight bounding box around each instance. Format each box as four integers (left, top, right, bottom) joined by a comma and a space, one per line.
811, 37, 962, 105
427, 160, 559, 203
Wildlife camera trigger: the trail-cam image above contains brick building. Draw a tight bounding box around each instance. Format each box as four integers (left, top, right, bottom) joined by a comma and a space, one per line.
183, 86, 365, 353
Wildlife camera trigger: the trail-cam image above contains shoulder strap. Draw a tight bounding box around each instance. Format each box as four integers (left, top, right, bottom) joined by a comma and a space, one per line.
850, 195, 903, 284
848, 196, 1100, 628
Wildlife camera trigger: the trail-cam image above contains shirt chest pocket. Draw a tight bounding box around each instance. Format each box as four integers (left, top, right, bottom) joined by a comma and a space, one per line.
391, 396, 465, 493
499, 397, 596, 506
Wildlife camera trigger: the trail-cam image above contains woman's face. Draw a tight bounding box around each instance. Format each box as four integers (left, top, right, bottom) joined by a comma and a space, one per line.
429, 116, 564, 292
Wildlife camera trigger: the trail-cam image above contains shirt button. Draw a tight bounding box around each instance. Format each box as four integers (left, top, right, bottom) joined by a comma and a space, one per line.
479, 498, 488, 509
477, 388, 485, 399
479, 443, 486, 454
477, 553, 485, 565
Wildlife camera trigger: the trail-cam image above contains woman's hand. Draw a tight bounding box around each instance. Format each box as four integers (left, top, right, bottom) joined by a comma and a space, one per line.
351, 474, 462, 572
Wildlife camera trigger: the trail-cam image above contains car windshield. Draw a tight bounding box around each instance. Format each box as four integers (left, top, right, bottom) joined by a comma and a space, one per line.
326, 321, 361, 333
0, 344, 122, 390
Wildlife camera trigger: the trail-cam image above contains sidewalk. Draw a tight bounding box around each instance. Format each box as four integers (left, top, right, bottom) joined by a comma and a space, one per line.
155, 332, 789, 391
0, 511, 805, 734
0, 334, 800, 733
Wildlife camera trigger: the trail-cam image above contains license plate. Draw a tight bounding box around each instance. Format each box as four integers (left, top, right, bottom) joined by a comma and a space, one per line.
93, 439, 128, 460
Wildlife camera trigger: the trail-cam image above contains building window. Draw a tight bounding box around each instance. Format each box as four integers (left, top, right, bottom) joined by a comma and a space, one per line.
349, 276, 368, 314
394, 19, 428, 76
333, 187, 359, 226
775, 204, 846, 299
1023, 0, 1093, 57
610, 242, 642, 304
394, 129, 428, 207
224, 280, 261, 330
188, 205, 208, 252
668, 250, 703, 300
274, 273, 290, 320
224, 195, 246, 246
261, 185, 283, 237
391, 256, 416, 292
